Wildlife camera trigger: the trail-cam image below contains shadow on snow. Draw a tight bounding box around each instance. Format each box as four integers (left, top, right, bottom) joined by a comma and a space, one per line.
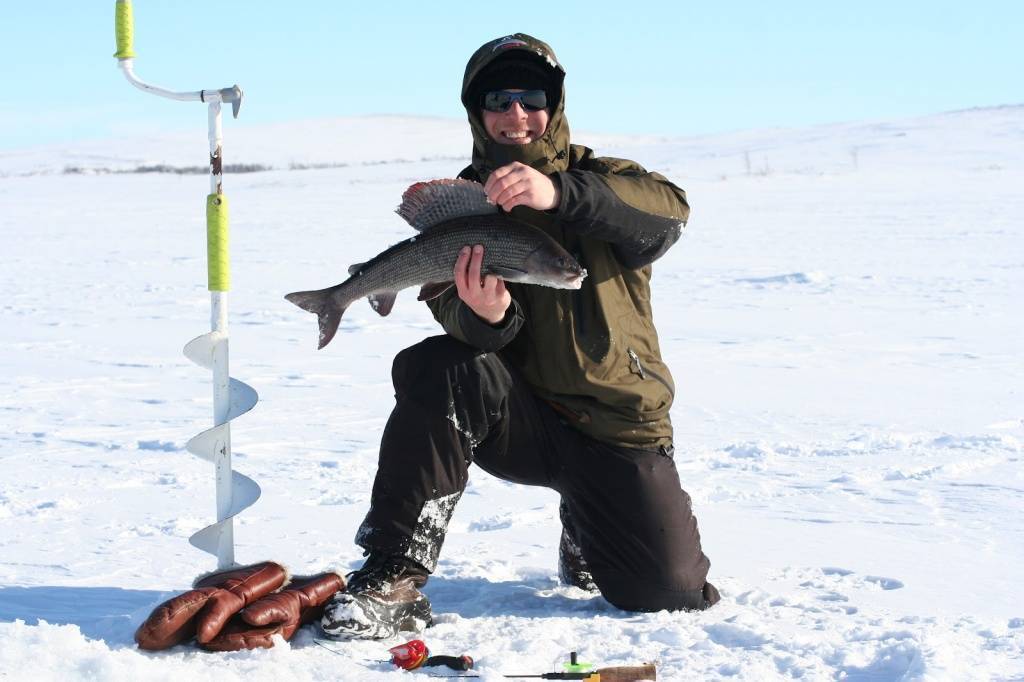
0, 585, 171, 646
0, 577, 615, 648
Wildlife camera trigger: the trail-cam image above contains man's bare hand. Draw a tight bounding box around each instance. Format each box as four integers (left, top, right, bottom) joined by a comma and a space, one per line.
483, 161, 561, 212
454, 245, 511, 325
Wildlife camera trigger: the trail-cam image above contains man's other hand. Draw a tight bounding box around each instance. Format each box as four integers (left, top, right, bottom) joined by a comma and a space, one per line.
454, 245, 511, 325
484, 161, 560, 212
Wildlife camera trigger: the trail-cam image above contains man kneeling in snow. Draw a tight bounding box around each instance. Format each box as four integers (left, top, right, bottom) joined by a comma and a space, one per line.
322, 33, 719, 639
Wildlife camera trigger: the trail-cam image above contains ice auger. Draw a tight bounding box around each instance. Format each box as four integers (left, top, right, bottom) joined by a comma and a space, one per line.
114, 0, 259, 569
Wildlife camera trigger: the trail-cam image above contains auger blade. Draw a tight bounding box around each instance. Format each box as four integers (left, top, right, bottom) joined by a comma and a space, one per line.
183, 328, 261, 567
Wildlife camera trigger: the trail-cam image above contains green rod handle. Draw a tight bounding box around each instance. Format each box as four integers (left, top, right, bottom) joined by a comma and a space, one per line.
114, 0, 136, 59
207, 194, 231, 291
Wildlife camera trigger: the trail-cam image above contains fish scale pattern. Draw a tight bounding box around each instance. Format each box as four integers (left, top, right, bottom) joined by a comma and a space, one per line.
342, 217, 558, 307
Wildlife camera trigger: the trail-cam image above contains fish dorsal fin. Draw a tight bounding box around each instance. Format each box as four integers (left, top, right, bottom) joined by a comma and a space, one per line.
348, 262, 366, 276
396, 179, 498, 231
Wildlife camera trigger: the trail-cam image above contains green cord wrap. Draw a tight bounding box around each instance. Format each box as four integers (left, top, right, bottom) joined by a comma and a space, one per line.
113, 1, 136, 59
206, 194, 230, 291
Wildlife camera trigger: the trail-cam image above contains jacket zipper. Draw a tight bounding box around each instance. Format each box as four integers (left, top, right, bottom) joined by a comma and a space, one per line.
627, 348, 674, 397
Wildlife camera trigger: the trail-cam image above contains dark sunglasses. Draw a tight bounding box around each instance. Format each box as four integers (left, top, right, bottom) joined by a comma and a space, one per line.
481, 90, 548, 113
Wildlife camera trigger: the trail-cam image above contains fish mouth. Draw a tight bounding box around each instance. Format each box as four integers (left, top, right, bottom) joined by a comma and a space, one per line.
564, 268, 587, 289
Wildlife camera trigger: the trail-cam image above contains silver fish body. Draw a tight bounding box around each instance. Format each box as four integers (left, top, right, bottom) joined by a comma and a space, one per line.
285, 214, 586, 349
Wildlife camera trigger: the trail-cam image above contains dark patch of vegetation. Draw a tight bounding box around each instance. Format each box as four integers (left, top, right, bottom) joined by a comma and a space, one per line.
62, 163, 273, 175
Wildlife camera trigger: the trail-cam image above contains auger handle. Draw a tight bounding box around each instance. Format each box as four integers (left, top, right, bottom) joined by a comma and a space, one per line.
594, 664, 657, 682
114, 0, 136, 59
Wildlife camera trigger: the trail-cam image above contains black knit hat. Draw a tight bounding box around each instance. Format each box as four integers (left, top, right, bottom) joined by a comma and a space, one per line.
469, 53, 558, 108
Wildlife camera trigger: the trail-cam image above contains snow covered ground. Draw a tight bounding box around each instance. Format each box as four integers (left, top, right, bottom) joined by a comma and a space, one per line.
1, 106, 1022, 680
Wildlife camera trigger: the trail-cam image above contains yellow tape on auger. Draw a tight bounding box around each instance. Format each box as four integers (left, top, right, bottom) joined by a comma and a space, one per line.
113, 0, 136, 59
206, 194, 230, 291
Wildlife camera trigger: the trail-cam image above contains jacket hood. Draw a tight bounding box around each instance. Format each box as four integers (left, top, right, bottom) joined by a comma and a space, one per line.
461, 34, 571, 181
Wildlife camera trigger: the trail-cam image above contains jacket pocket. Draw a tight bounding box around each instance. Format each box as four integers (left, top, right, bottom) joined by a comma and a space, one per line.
627, 347, 675, 398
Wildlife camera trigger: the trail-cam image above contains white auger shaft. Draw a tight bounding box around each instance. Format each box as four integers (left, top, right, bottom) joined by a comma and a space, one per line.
115, 0, 259, 569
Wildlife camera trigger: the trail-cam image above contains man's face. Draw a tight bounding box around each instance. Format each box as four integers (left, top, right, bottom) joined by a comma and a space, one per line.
481, 89, 550, 145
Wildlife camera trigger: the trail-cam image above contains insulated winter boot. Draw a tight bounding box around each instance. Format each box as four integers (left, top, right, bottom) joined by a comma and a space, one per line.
558, 501, 598, 592
321, 553, 432, 640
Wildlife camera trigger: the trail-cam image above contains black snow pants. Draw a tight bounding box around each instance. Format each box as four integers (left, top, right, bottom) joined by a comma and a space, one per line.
355, 335, 718, 612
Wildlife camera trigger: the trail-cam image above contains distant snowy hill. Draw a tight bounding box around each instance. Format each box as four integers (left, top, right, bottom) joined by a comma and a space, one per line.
3, 105, 1021, 178
1, 105, 1022, 680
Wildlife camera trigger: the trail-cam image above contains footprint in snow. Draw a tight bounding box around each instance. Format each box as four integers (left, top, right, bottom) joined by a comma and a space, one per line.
137, 440, 180, 452
864, 575, 905, 590
820, 566, 904, 591
468, 506, 554, 532
468, 515, 514, 531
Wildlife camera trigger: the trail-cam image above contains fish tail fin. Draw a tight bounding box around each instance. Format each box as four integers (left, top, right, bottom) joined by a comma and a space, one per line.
284, 287, 347, 349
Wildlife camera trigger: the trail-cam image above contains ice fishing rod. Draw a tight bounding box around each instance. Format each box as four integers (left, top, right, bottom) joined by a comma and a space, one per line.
504, 651, 656, 681
502, 669, 656, 681
113, 0, 259, 569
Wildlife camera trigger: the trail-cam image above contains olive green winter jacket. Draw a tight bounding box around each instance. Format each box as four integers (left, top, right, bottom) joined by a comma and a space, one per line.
427, 34, 689, 447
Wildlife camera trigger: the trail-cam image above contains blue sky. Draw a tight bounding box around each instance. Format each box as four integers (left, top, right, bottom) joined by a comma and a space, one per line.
1, 1, 1021, 150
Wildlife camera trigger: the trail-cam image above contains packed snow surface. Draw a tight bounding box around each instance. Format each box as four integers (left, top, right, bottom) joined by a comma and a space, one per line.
1, 107, 1023, 680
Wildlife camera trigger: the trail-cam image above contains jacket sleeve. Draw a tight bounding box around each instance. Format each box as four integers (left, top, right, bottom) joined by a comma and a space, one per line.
553, 156, 689, 269
425, 287, 524, 353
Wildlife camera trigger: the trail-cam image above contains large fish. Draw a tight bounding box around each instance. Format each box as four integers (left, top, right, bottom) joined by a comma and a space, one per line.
285, 179, 587, 349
